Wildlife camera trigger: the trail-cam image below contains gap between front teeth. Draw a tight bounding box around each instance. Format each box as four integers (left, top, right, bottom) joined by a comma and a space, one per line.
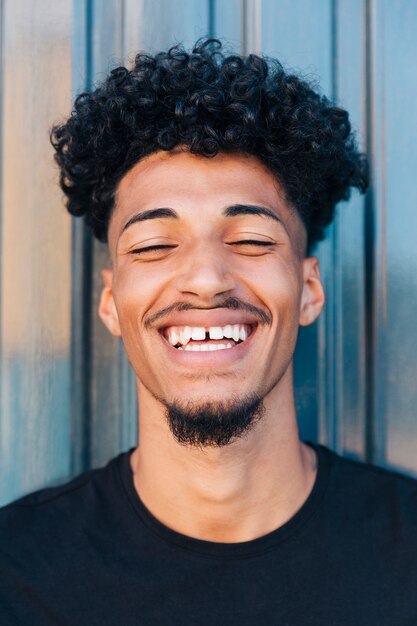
178, 342, 235, 351
166, 324, 251, 347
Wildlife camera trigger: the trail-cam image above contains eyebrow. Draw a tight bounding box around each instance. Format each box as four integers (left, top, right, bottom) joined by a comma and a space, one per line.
120, 203, 284, 236
223, 204, 284, 226
121, 208, 178, 235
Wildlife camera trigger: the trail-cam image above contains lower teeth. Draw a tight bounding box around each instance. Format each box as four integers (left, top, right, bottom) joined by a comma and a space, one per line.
178, 342, 236, 352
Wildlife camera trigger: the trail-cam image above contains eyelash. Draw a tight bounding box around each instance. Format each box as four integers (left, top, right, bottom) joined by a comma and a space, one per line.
230, 240, 272, 247
129, 240, 273, 255
130, 244, 175, 254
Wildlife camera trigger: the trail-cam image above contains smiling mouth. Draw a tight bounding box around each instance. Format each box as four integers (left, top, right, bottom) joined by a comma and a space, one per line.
161, 324, 255, 352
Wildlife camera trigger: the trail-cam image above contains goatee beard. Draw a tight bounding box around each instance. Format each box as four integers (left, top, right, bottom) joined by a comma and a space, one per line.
164, 394, 265, 447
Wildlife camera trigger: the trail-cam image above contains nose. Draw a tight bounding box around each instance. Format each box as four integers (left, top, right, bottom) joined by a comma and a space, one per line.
175, 243, 235, 301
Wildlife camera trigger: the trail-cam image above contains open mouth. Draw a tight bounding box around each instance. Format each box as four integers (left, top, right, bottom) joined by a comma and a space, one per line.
161, 324, 255, 352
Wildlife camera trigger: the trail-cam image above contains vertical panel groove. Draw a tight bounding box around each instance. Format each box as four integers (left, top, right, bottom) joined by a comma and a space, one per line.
86, 0, 94, 88
1, 0, 73, 503
364, 0, 376, 463
331, 0, 339, 452
331, 0, 338, 102
0, 0, 4, 376
208, 0, 215, 38
70, 0, 95, 475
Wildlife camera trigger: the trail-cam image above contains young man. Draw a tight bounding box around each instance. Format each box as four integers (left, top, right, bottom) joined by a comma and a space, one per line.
1, 40, 416, 624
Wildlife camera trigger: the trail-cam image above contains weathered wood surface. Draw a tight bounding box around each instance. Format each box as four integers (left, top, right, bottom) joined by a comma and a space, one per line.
1, 0, 416, 505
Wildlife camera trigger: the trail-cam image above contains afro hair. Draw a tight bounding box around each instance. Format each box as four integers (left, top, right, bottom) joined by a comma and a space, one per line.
51, 39, 368, 250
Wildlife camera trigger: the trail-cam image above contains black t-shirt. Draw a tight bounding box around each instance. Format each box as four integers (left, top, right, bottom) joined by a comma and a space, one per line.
1, 443, 417, 625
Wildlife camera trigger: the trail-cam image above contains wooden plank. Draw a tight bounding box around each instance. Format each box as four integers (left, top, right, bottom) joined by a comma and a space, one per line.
242, 0, 262, 55
334, 0, 367, 461
261, 0, 333, 94
88, 0, 136, 468
213, 0, 242, 48
214, 1, 366, 455
370, 0, 417, 475
0, 0, 73, 504
70, 0, 93, 478
87, 0, 211, 467
261, 0, 334, 446
123, 0, 210, 58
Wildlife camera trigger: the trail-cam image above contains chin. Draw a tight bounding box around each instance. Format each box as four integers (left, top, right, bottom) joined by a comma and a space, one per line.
162, 392, 266, 448
164, 386, 251, 408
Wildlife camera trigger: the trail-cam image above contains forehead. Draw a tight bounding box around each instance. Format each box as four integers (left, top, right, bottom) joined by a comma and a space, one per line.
109, 150, 306, 252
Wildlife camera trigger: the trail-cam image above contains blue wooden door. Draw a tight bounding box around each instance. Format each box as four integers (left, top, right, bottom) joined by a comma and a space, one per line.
1, 0, 416, 505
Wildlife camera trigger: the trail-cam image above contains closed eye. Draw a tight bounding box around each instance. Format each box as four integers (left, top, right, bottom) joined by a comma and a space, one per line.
129, 244, 177, 255
228, 240, 274, 246
226, 240, 276, 256
129, 240, 274, 257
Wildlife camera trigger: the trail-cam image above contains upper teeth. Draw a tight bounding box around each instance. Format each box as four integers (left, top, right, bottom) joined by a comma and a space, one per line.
165, 324, 251, 347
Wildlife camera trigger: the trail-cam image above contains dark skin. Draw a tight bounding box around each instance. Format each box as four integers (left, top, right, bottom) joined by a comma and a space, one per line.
99, 150, 325, 542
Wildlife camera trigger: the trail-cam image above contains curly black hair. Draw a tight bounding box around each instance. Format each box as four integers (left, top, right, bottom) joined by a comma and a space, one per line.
51, 39, 368, 250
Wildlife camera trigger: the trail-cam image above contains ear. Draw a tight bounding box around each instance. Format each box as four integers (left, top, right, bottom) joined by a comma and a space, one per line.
98, 269, 122, 337
299, 257, 325, 326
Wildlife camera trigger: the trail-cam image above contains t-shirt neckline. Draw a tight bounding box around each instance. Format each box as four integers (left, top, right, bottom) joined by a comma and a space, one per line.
117, 442, 332, 558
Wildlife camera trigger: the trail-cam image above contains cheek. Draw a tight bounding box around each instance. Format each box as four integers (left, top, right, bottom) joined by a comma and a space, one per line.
277, 272, 302, 314
247, 257, 302, 312
112, 268, 150, 335
265, 269, 303, 347
113, 262, 176, 341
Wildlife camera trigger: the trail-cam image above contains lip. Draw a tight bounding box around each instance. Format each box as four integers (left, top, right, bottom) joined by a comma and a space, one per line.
155, 309, 262, 332
158, 323, 258, 367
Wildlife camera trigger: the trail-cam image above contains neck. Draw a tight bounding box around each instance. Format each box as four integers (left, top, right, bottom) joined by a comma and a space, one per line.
130, 372, 317, 543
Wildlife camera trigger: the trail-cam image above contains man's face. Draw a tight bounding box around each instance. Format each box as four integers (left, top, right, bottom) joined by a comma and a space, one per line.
100, 150, 324, 442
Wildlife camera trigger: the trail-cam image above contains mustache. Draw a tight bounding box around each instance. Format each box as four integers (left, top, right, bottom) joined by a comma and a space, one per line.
144, 296, 272, 329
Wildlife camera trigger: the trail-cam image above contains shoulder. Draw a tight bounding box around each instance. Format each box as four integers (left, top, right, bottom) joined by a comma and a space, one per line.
0, 468, 98, 541
4, 467, 98, 508
0, 452, 131, 620
317, 444, 417, 533
0, 450, 130, 548
324, 445, 417, 493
